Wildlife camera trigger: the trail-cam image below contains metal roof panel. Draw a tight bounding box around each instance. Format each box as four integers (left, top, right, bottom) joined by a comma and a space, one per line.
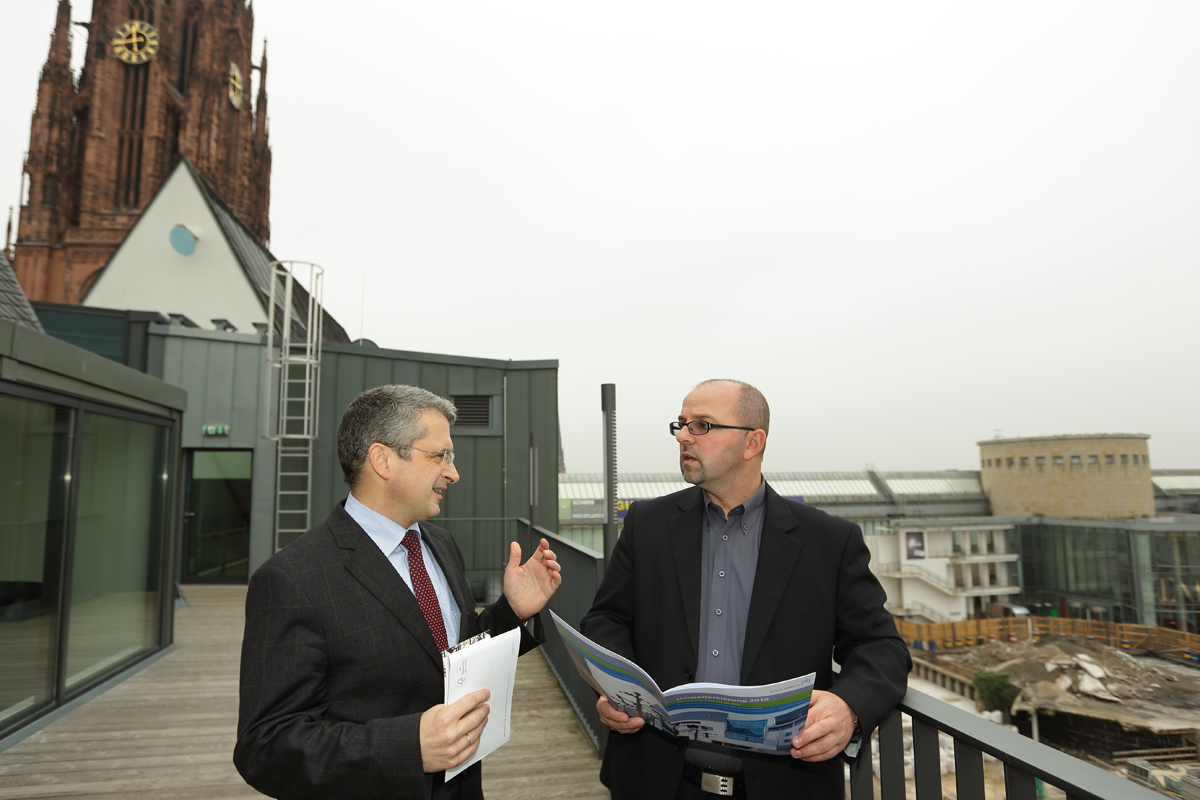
886, 477, 984, 497
1154, 476, 1200, 493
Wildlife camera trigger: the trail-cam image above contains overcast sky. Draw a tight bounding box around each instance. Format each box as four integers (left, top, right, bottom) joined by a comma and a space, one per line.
4, 1, 1198, 474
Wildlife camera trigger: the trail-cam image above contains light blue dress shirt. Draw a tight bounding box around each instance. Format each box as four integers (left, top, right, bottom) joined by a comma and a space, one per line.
344, 492, 461, 648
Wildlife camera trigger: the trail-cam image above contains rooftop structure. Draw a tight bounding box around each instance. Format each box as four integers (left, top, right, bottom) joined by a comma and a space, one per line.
979, 434, 1156, 520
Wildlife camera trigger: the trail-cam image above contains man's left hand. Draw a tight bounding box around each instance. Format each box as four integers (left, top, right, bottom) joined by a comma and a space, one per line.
791, 690, 856, 762
504, 538, 562, 621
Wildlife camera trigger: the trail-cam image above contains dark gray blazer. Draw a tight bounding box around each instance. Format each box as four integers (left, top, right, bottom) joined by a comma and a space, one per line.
580, 484, 911, 799
234, 503, 544, 800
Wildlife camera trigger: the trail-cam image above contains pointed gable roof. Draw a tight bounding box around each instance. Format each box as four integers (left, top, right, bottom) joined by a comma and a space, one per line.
183, 160, 351, 344
82, 158, 350, 343
0, 251, 45, 332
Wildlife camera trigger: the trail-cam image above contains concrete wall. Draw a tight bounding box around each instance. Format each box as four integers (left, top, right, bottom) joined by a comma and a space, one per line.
979, 435, 1155, 519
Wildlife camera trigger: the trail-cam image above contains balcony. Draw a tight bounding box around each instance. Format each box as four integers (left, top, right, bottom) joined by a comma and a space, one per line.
876, 561, 1020, 599
887, 599, 953, 623
926, 547, 1021, 564
522, 521, 1158, 800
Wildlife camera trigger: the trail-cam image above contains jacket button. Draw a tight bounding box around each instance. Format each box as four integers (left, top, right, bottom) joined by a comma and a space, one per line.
684, 669, 694, 680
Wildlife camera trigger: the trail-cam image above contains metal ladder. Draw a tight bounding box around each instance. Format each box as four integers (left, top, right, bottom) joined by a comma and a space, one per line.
264, 261, 325, 551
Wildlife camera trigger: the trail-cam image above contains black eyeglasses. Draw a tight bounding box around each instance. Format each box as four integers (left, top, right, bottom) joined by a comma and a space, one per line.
669, 421, 755, 436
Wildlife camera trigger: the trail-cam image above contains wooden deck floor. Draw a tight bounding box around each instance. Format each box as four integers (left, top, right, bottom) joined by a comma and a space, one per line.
0, 585, 608, 799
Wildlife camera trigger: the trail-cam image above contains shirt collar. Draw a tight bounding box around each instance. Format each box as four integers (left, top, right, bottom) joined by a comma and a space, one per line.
704, 477, 767, 519
344, 491, 421, 556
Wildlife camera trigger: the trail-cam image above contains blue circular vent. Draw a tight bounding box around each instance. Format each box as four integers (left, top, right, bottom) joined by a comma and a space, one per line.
169, 225, 196, 256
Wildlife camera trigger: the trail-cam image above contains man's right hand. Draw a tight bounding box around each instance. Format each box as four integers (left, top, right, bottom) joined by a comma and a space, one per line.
420, 689, 490, 773
597, 695, 645, 734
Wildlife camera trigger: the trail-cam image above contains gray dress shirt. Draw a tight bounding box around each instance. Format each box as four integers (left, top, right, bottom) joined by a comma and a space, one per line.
684, 478, 767, 774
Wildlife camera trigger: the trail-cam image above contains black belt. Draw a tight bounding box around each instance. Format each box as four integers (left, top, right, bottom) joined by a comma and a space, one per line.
681, 762, 746, 797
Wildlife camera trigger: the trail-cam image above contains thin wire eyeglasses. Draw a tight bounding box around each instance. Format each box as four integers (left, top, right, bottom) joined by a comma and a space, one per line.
669, 421, 755, 436
395, 445, 456, 466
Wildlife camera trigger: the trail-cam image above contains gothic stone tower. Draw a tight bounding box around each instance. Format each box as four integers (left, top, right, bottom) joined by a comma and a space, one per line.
14, 0, 271, 304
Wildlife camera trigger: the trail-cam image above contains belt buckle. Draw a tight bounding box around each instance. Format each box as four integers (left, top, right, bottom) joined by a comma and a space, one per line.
700, 771, 735, 796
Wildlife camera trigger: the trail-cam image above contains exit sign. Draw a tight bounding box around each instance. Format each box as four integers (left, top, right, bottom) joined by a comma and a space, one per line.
202, 425, 229, 436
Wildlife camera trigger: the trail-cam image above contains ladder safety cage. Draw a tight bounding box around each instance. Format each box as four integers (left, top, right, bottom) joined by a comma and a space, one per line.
263, 260, 326, 552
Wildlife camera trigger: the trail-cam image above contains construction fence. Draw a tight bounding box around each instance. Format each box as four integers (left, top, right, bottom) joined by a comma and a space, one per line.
894, 616, 1200, 663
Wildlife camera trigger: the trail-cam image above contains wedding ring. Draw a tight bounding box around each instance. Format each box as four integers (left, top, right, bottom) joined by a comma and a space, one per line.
466, 732, 472, 744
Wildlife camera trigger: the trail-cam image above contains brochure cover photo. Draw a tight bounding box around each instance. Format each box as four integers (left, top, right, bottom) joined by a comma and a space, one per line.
550, 610, 816, 754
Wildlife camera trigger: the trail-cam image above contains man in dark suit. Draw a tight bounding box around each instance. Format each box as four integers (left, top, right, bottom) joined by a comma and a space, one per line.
234, 385, 562, 800
580, 379, 910, 799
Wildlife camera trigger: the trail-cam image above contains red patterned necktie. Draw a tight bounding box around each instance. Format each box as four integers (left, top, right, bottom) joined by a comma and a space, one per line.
401, 529, 448, 653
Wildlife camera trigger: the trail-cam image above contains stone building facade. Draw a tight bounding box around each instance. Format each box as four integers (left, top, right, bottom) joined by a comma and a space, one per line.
978, 434, 1155, 519
13, 0, 271, 305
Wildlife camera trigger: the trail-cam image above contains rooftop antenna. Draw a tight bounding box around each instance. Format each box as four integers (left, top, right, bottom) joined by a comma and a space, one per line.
993, 429, 1003, 440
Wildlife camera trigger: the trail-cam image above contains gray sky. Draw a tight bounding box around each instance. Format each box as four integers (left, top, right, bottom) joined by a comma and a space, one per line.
4, 1, 1198, 474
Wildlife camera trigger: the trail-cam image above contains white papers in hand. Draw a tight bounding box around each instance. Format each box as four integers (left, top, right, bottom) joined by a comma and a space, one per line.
443, 627, 521, 779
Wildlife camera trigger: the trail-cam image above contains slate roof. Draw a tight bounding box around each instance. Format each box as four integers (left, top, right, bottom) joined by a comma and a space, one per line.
185, 161, 351, 343
0, 250, 45, 332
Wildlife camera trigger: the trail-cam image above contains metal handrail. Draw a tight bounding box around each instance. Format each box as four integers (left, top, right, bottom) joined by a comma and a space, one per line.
891, 599, 952, 623
876, 561, 957, 593
924, 547, 1019, 561
515, 519, 607, 755
852, 686, 1161, 800
531, 531, 1156, 799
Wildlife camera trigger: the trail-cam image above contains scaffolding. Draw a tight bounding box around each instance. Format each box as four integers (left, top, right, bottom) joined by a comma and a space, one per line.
263, 261, 325, 551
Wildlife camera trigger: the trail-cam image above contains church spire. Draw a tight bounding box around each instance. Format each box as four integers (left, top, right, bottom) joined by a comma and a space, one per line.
15, 0, 274, 301
255, 38, 269, 142
46, 0, 72, 75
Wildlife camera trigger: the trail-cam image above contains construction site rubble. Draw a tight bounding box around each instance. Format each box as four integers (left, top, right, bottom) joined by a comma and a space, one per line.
938, 637, 1177, 704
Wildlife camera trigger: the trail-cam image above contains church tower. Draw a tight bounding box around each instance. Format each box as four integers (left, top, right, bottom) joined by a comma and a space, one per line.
14, 0, 271, 304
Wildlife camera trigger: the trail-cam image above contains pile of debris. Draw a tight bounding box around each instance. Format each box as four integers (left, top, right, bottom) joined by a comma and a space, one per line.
942, 637, 1177, 704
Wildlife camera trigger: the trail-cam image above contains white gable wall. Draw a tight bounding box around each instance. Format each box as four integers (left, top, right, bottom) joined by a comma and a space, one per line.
84, 166, 268, 333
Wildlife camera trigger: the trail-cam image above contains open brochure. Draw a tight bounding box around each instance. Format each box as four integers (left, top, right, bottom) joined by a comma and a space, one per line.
443, 627, 521, 779
550, 610, 815, 755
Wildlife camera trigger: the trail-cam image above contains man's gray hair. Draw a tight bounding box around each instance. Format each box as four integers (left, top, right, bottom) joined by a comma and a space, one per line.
337, 385, 457, 488
696, 379, 770, 452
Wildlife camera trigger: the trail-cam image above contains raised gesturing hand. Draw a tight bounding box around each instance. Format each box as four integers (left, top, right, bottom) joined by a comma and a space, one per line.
503, 538, 562, 621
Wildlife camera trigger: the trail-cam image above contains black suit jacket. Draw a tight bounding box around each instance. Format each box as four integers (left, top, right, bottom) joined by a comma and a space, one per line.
234, 503, 544, 800
580, 483, 910, 799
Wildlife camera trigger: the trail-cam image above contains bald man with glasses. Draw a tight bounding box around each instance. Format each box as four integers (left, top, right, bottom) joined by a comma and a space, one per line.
581, 379, 910, 800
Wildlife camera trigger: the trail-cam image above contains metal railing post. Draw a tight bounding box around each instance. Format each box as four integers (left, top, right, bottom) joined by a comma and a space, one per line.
601, 383, 618, 567
529, 431, 538, 529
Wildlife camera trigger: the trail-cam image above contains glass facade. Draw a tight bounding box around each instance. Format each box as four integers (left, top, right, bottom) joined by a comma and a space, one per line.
66, 414, 169, 689
1150, 531, 1200, 632
184, 450, 252, 582
1018, 523, 1139, 623
34, 308, 126, 363
0, 395, 73, 733
0, 386, 173, 738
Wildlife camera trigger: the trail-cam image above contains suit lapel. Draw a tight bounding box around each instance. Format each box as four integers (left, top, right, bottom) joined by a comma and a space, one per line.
741, 486, 803, 682
670, 487, 706, 660
332, 506, 445, 669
